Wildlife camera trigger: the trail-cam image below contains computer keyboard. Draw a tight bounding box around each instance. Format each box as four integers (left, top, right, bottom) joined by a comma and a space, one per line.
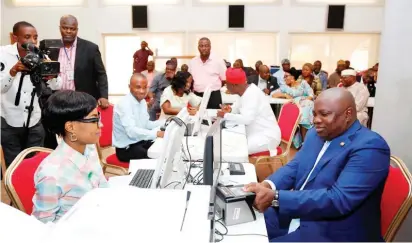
129, 169, 155, 188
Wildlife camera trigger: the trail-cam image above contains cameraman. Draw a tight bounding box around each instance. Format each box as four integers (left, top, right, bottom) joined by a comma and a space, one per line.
0, 21, 62, 168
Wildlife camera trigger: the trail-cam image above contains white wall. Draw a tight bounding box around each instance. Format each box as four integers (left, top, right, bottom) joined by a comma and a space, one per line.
373, 1, 412, 240
2, 0, 383, 61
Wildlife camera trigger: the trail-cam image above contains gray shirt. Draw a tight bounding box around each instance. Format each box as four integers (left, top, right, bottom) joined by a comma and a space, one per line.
149, 73, 172, 109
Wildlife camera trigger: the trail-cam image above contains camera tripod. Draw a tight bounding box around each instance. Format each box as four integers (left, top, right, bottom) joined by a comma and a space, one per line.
14, 72, 46, 150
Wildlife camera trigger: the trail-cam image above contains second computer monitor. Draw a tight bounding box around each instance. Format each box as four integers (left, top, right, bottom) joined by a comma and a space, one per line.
191, 86, 212, 136
150, 108, 190, 189
203, 118, 223, 186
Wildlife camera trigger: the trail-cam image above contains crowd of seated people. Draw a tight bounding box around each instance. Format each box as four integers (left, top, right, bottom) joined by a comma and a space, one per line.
132, 53, 374, 149
1, 16, 393, 243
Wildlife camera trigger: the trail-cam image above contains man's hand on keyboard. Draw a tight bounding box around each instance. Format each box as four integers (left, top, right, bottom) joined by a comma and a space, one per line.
244, 182, 275, 213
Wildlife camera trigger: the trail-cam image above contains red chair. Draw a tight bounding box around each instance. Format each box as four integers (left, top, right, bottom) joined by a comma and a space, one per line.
4, 147, 52, 214
98, 105, 129, 175
381, 156, 412, 242
249, 101, 301, 181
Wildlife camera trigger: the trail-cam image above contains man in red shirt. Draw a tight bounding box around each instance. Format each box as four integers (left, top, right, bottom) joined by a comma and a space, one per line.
133, 41, 153, 73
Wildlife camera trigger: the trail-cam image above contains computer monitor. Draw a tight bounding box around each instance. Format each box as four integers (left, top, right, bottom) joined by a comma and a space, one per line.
191, 86, 212, 136
150, 108, 190, 189
203, 117, 223, 186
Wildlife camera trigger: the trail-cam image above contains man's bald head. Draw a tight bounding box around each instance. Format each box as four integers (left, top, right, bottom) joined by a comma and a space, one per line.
258, 65, 270, 80
313, 88, 357, 140
129, 73, 148, 101
60, 15, 78, 44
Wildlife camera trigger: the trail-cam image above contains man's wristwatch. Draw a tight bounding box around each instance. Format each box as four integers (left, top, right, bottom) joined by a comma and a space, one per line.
271, 190, 279, 208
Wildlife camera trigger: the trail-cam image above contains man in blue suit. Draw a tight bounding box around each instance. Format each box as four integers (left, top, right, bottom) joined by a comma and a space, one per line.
245, 88, 390, 242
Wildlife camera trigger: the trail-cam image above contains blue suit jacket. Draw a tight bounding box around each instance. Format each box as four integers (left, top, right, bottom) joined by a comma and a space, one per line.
268, 121, 390, 241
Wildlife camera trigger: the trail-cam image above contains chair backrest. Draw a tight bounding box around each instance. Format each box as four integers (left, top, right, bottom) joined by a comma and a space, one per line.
98, 104, 114, 148
381, 156, 412, 242
4, 147, 52, 214
277, 101, 301, 146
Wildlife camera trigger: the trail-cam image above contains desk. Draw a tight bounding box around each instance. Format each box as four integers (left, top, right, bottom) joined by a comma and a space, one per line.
120, 159, 268, 243
148, 123, 249, 163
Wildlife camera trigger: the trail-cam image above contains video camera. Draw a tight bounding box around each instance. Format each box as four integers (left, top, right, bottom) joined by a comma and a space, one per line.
20, 42, 60, 80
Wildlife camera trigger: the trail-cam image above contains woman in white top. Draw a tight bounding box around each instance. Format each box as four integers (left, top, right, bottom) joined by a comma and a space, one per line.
160, 71, 202, 119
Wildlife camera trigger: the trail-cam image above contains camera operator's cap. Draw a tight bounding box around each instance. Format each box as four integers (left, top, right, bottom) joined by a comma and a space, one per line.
337, 59, 346, 65
341, 69, 357, 76
226, 68, 247, 84
281, 58, 290, 64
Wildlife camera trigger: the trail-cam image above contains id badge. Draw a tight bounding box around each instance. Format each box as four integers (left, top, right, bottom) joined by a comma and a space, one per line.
66, 70, 74, 80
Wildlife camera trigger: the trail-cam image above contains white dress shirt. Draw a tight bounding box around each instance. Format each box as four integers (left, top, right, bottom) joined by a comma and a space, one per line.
265, 141, 331, 233
258, 76, 267, 91
0, 44, 61, 127
273, 69, 285, 86
224, 84, 281, 154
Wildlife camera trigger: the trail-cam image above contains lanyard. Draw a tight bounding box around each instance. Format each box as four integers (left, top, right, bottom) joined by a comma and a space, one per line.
63, 45, 73, 64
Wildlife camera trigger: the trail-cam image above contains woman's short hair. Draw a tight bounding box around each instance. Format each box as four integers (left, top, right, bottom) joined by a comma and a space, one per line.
172, 71, 193, 91
42, 90, 97, 136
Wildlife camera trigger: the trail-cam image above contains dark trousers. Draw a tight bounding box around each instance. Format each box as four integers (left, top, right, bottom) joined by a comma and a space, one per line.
1, 117, 45, 168
194, 90, 222, 109
115, 140, 154, 162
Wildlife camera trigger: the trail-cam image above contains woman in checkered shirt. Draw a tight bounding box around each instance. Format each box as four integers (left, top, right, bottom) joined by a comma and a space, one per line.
32, 90, 108, 223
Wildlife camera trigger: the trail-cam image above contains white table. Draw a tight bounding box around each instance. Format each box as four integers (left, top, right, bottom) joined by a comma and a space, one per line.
122, 159, 268, 243
51, 186, 211, 243
148, 122, 249, 163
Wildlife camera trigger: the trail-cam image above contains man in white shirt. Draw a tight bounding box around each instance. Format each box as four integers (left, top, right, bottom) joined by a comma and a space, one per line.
340, 69, 370, 126
217, 68, 281, 155
113, 73, 164, 162
0, 21, 61, 168
243, 88, 390, 242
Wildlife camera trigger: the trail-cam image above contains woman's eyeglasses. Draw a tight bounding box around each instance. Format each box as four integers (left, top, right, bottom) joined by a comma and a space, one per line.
77, 112, 101, 126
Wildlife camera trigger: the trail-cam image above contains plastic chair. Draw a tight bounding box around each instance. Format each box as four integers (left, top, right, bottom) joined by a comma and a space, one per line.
4, 147, 52, 214
381, 156, 412, 242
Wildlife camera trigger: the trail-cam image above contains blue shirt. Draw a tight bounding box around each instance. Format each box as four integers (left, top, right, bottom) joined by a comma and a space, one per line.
112, 93, 163, 148
272, 69, 285, 87
149, 73, 172, 110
